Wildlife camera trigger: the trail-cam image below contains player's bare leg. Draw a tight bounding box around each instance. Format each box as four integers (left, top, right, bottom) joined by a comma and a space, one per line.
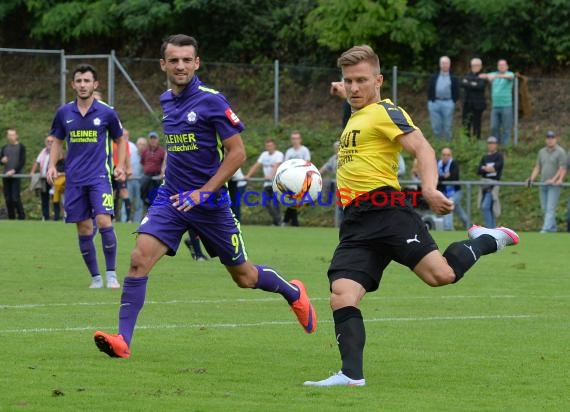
94, 234, 168, 358
226, 261, 317, 333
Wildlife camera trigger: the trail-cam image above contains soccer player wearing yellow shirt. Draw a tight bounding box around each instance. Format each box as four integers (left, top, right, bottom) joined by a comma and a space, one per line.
304, 45, 519, 387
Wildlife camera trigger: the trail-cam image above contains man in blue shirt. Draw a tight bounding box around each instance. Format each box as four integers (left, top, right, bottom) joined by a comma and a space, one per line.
94, 34, 316, 359
47, 64, 126, 289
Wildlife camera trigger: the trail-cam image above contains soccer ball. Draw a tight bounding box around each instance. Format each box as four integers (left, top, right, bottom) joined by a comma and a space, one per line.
272, 159, 322, 207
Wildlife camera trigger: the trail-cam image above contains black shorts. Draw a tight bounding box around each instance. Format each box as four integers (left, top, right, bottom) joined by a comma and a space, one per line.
328, 187, 438, 292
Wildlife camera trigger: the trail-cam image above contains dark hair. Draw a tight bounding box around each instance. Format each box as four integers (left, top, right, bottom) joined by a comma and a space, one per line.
161, 34, 199, 59
72, 64, 98, 81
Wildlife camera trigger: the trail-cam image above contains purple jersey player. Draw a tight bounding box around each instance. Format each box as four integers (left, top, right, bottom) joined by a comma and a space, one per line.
94, 34, 317, 360
47, 64, 126, 289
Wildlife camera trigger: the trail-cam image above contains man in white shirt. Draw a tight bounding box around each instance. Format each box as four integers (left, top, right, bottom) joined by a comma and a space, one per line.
245, 138, 284, 226
283, 131, 311, 226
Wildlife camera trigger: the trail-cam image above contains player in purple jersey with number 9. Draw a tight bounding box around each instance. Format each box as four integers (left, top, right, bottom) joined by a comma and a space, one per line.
47, 64, 126, 289
94, 34, 317, 359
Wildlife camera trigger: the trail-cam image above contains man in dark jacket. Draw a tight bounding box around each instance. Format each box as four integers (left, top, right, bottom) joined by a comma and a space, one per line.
461, 58, 487, 139
1, 128, 26, 219
427, 56, 460, 141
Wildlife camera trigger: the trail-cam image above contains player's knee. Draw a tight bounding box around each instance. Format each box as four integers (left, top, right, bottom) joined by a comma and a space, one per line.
129, 247, 149, 273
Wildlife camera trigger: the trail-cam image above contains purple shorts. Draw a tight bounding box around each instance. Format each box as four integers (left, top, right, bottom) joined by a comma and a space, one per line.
137, 201, 247, 266
65, 180, 114, 223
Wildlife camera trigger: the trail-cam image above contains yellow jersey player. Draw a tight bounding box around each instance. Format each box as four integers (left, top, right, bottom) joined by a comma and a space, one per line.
304, 45, 519, 387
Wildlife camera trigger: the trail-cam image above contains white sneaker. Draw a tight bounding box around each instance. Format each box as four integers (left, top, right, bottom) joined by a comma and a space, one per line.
106, 271, 121, 289
89, 275, 103, 289
467, 225, 519, 251
303, 371, 365, 387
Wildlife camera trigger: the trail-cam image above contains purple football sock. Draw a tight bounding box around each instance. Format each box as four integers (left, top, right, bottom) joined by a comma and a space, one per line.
118, 276, 148, 346
78, 234, 100, 277
254, 265, 300, 304
99, 226, 117, 271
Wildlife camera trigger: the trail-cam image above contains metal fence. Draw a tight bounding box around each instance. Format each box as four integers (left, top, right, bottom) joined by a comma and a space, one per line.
2, 47, 570, 140
2, 172, 569, 231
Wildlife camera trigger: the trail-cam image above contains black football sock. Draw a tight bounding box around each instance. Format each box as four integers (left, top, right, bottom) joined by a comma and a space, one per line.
333, 306, 365, 380
443, 234, 497, 283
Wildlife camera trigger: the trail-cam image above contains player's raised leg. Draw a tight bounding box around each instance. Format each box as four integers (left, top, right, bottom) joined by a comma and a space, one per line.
194, 207, 317, 334
226, 262, 317, 333
94, 233, 168, 358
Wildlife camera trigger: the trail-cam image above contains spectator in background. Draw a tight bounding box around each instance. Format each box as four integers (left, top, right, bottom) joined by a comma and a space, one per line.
122, 132, 144, 223
244, 138, 283, 226
477, 136, 504, 228
282, 131, 311, 226
30, 135, 55, 220
427, 56, 459, 141
140, 131, 166, 208
526, 130, 567, 233
437, 147, 469, 230
480, 59, 515, 145
320, 141, 343, 226
461, 58, 487, 140
567, 149, 570, 232
228, 167, 247, 221
51, 155, 66, 221
1, 127, 26, 220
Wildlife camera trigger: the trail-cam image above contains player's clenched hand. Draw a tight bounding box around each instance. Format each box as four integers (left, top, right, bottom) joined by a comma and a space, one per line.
422, 189, 454, 215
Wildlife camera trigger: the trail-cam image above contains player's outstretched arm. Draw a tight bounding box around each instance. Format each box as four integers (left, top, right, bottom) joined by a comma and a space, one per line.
398, 129, 454, 215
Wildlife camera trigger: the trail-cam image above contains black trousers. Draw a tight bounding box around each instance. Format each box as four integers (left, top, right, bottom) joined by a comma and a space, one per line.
462, 106, 484, 139
2, 177, 25, 219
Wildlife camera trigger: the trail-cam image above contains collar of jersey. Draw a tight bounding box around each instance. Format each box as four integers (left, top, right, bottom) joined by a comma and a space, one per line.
173, 75, 200, 100
72, 98, 99, 115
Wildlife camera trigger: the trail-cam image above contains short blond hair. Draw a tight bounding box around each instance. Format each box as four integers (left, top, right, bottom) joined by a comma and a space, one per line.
337, 45, 381, 74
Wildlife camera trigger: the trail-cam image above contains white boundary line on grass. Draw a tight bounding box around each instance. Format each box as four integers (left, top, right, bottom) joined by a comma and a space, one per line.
0, 314, 537, 334
4, 293, 562, 310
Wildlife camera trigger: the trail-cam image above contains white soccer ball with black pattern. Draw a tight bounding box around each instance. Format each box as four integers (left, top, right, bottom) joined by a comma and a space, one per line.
272, 159, 323, 207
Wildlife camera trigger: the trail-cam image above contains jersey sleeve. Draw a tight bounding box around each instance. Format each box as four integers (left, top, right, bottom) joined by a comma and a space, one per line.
377, 101, 417, 141
107, 111, 124, 141
49, 108, 67, 140
208, 94, 245, 139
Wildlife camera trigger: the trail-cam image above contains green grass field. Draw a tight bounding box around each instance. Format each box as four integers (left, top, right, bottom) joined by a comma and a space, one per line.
0, 221, 568, 411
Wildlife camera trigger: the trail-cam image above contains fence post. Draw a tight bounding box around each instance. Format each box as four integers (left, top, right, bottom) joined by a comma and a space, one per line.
60, 50, 66, 106
109, 50, 115, 107
392, 66, 398, 105
274, 59, 279, 125
513, 76, 519, 146
466, 182, 472, 226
